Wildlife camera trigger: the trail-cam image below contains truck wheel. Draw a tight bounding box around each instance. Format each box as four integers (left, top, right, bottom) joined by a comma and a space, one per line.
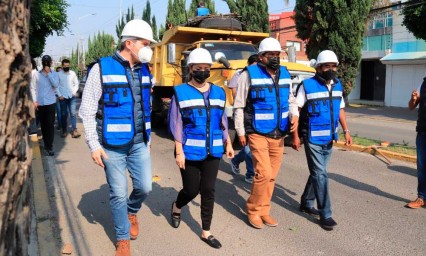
198, 17, 242, 31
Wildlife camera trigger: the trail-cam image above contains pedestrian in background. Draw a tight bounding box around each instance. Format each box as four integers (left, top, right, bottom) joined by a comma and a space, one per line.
30, 55, 62, 156
29, 58, 39, 136
292, 50, 352, 231
228, 54, 259, 184
79, 19, 156, 256
169, 48, 234, 249
406, 76, 426, 209
58, 58, 81, 138
233, 37, 299, 229
55, 66, 63, 132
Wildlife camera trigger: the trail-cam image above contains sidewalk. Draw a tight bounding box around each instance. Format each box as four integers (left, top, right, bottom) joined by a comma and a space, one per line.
346, 104, 417, 123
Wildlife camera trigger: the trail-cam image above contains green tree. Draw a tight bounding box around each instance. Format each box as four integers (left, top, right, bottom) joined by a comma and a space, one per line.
222, 0, 269, 32
402, 1, 426, 41
116, 6, 135, 39
189, 0, 217, 16
152, 16, 159, 42
142, 0, 152, 25
85, 32, 115, 65
159, 23, 166, 41
294, 0, 373, 97
166, 0, 187, 26
29, 0, 68, 57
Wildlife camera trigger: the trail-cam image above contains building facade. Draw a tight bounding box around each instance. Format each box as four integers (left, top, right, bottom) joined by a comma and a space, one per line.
350, 0, 426, 107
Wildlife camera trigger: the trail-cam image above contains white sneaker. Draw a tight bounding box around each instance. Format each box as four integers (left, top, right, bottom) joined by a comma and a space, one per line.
231, 160, 240, 175
244, 177, 253, 184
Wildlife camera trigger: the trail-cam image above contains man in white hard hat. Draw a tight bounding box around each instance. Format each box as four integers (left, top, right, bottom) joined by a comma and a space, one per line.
292, 50, 352, 231
79, 19, 156, 256
233, 37, 299, 229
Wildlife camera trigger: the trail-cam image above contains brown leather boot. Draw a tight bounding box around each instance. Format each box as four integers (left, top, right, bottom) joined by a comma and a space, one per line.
406, 197, 425, 209
128, 214, 139, 240
248, 214, 264, 229
261, 215, 278, 227
115, 240, 130, 256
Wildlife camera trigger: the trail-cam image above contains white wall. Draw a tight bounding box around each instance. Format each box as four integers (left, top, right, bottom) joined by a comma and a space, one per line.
385, 64, 426, 107
349, 71, 361, 101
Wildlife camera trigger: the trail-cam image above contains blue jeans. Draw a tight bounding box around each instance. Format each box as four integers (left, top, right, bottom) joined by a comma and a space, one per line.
56, 101, 61, 129
102, 142, 152, 241
231, 145, 254, 178
59, 97, 77, 132
416, 132, 426, 199
301, 140, 333, 219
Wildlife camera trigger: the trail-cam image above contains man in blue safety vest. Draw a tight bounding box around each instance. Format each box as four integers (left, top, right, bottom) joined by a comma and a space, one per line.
79, 19, 156, 256
292, 50, 352, 231
234, 37, 299, 229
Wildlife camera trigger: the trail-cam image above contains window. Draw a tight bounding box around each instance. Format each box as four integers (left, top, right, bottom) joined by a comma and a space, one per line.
286, 41, 301, 52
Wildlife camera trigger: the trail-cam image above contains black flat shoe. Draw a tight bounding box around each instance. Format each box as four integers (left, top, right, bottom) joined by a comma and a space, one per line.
319, 217, 337, 231
170, 201, 181, 228
299, 205, 320, 216
200, 235, 222, 249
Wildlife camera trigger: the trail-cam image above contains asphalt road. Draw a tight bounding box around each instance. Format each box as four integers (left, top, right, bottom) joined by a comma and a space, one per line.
42, 124, 425, 256
345, 106, 417, 146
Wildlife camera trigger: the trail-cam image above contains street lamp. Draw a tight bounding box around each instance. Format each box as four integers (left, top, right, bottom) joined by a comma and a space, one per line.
77, 13, 96, 70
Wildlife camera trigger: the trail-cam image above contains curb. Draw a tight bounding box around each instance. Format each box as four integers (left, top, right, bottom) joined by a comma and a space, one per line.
333, 141, 416, 164
30, 135, 59, 255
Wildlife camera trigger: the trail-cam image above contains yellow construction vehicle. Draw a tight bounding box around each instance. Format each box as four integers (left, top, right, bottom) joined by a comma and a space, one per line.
150, 17, 315, 128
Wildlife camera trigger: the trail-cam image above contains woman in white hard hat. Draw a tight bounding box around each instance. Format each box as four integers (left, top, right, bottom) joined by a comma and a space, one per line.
168, 47, 234, 249
292, 50, 352, 231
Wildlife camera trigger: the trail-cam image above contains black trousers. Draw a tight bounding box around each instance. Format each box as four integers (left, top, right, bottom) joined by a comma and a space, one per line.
38, 103, 56, 151
175, 156, 220, 231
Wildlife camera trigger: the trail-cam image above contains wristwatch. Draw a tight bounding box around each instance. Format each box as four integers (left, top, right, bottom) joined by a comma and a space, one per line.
343, 129, 350, 134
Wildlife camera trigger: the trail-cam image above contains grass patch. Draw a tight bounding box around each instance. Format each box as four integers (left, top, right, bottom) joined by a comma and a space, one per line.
338, 133, 416, 156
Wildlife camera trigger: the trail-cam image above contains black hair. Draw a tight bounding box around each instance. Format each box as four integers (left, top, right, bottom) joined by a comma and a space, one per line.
247, 54, 259, 65
31, 58, 37, 70
61, 59, 70, 65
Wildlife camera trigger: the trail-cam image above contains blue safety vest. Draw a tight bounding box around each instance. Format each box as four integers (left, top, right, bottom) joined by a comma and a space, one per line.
96, 55, 151, 147
303, 77, 343, 145
174, 83, 226, 161
246, 64, 291, 135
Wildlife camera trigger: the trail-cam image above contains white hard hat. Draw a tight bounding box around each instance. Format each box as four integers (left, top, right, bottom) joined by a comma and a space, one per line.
315, 50, 339, 67
121, 19, 157, 43
258, 37, 283, 53
187, 48, 212, 65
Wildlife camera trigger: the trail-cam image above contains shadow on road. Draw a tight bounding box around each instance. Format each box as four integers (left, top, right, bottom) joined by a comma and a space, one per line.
77, 184, 115, 245
387, 165, 417, 177
329, 173, 408, 202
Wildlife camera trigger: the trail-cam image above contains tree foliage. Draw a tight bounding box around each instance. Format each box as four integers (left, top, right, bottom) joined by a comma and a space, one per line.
29, 0, 68, 57
166, 0, 187, 27
116, 6, 135, 39
294, 0, 373, 96
189, 0, 217, 16
222, 0, 269, 32
142, 0, 152, 25
402, 1, 426, 41
85, 32, 116, 66
152, 16, 159, 42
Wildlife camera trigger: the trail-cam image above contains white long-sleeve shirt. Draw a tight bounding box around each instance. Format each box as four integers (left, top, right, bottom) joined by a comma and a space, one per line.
30, 70, 61, 106
58, 70, 79, 98
79, 63, 103, 152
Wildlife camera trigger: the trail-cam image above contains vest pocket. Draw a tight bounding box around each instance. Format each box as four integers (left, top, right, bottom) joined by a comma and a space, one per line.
253, 104, 275, 132
279, 104, 289, 131
104, 89, 119, 106
184, 129, 206, 157
309, 123, 331, 143
250, 88, 266, 101
211, 130, 224, 156
104, 116, 134, 144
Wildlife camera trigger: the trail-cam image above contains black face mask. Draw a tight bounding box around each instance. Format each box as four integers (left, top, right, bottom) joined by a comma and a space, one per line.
320, 69, 337, 81
192, 70, 210, 84
265, 57, 280, 70
63, 67, 70, 72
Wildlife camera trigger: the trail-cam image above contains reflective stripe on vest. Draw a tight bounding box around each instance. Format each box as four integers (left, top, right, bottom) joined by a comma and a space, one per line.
247, 64, 291, 134
98, 56, 151, 147
174, 83, 226, 161
303, 77, 343, 145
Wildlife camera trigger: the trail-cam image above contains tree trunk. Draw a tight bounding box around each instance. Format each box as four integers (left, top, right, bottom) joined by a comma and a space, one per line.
0, 0, 33, 255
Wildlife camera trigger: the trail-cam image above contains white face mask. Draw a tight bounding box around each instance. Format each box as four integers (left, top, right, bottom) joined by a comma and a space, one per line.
138, 46, 153, 63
